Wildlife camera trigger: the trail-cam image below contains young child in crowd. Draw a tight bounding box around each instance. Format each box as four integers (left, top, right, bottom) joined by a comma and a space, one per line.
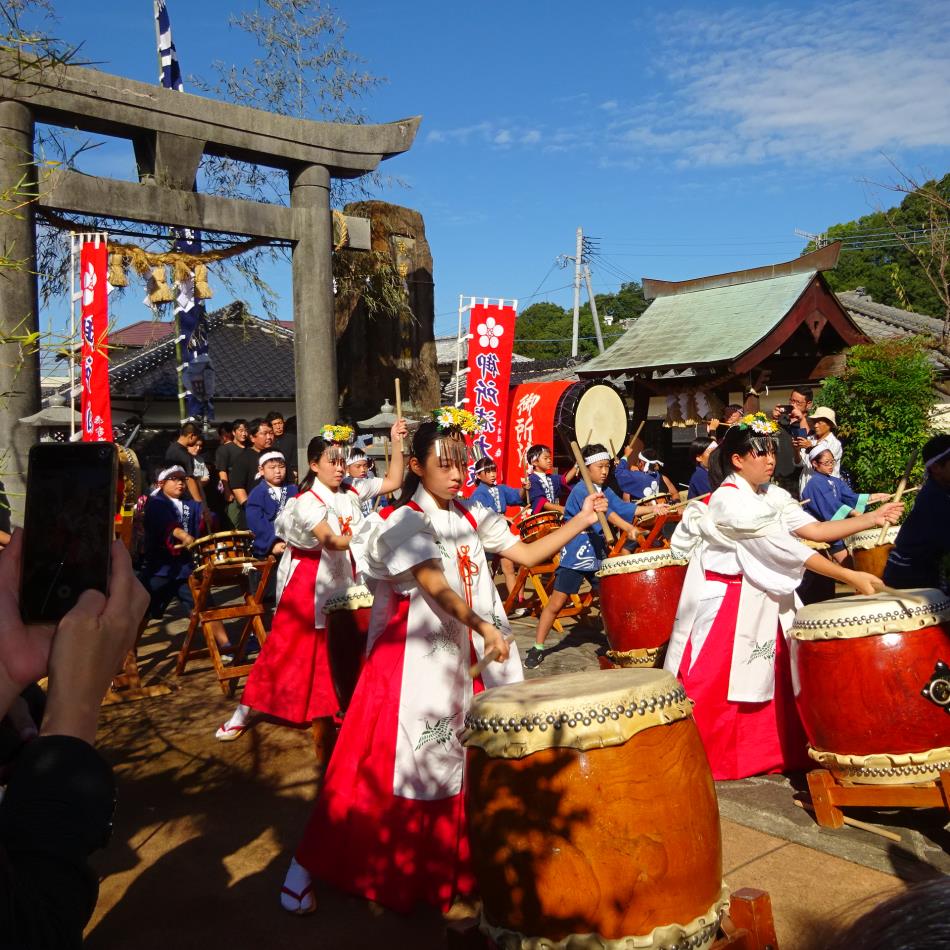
616, 446, 677, 501
525, 444, 576, 514
281, 412, 608, 915
524, 443, 640, 669
245, 451, 298, 559
687, 436, 716, 499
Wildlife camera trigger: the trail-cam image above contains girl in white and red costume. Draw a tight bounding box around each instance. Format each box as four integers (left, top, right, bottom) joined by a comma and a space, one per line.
215, 425, 369, 741
279, 412, 609, 915
663, 412, 903, 781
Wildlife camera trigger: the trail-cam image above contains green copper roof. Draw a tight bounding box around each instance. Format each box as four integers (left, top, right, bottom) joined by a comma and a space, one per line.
582, 271, 816, 374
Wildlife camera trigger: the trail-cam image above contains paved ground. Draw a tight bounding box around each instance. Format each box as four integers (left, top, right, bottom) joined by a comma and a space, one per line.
81, 592, 947, 948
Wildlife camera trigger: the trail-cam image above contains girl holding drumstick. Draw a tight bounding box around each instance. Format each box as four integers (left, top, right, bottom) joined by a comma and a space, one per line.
664, 413, 903, 781
280, 410, 607, 915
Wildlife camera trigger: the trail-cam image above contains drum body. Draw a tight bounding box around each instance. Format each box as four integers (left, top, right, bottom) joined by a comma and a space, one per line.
325, 585, 373, 712
846, 525, 900, 578
791, 589, 950, 784
462, 669, 725, 948
188, 530, 255, 571
518, 511, 562, 544
595, 550, 688, 667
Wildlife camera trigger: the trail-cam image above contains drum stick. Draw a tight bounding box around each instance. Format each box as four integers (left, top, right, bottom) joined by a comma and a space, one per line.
394, 378, 403, 449
630, 420, 645, 446
383, 437, 390, 468
469, 635, 514, 679
569, 440, 614, 543
878, 448, 917, 545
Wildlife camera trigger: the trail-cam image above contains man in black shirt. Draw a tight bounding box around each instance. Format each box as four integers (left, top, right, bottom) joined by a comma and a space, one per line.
163, 421, 203, 506
216, 419, 248, 529
265, 411, 296, 481
230, 418, 274, 527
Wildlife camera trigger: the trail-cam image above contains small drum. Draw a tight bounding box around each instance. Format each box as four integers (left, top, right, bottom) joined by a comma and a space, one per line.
846, 525, 900, 578
595, 550, 689, 667
325, 584, 373, 713
462, 669, 726, 948
791, 588, 950, 784
187, 531, 255, 572
116, 446, 142, 512
518, 511, 562, 544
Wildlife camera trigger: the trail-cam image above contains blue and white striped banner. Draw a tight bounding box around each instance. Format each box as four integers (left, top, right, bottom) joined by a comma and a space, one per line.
155, 0, 183, 92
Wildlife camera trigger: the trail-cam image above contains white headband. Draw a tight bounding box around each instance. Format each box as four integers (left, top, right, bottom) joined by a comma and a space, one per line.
584, 451, 610, 465
346, 452, 367, 466
258, 451, 285, 468
158, 465, 186, 482
638, 452, 664, 470
808, 444, 832, 462
925, 445, 950, 470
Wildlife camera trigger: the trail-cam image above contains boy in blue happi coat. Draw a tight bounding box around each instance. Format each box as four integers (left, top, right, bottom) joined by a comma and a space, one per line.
803, 447, 889, 561
525, 444, 577, 513
524, 444, 641, 669
246, 451, 299, 559
469, 455, 526, 604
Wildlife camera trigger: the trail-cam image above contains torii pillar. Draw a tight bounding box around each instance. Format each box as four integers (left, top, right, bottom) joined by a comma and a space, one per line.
0, 52, 420, 514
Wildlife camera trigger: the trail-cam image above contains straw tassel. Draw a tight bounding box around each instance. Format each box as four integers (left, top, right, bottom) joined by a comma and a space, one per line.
172, 259, 192, 285
148, 266, 175, 303
108, 252, 128, 287
194, 263, 213, 300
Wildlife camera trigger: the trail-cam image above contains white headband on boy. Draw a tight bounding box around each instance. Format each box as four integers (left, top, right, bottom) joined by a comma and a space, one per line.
158, 465, 186, 482
584, 451, 610, 465
258, 451, 285, 468
808, 445, 831, 462
638, 452, 664, 471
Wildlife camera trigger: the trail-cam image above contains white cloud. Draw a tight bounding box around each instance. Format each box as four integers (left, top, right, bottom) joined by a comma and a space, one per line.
599, 99, 618, 111
610, 0, 950, 168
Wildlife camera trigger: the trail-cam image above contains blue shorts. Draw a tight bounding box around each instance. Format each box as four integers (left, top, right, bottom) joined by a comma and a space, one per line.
553, 566, 599, 595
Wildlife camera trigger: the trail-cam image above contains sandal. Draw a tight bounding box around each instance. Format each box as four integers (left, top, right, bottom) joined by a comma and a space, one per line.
280, 882, 316, 915
215, 721, 248, 742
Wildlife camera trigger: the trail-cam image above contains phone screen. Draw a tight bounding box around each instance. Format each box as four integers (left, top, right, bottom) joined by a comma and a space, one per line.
21, 443, 117, 624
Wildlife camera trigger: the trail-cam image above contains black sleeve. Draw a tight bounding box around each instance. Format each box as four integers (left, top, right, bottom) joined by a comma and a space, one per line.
0, 736, 116, 950
231, 452, 251, 496
214, 443, 231, 475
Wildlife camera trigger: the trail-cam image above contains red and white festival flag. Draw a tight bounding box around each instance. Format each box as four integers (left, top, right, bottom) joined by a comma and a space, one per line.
80, 237, 112, 442
462, 299, 517, 489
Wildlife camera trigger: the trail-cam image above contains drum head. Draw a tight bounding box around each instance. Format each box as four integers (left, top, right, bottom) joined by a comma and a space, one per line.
555, 380, 628, 455
325, 584, 374, 613
791, 588, 950, 640
461, 668, 691, 758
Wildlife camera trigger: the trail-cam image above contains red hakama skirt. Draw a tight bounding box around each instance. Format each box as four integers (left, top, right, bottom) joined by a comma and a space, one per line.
296, 594, 483, 914
241, 548, 338, 723
676, 571, 810, 781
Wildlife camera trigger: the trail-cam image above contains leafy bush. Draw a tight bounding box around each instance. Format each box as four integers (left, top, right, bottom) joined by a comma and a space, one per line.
816, 337, 935, 493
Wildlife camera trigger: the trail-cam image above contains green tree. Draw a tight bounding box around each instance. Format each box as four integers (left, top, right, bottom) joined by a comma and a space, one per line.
816, 338, 935, 494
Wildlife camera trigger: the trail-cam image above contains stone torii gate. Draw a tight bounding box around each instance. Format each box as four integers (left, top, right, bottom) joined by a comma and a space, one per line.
0, 52, 419, 518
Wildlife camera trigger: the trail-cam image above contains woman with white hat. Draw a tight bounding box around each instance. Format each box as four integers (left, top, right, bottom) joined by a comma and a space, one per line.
797, 406, 842, 497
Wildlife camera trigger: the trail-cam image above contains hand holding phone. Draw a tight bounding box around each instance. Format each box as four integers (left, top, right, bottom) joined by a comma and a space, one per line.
20, 443, 118, 624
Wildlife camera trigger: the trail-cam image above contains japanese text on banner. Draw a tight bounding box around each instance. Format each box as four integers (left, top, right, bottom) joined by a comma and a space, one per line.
463, 303, 517, 488
80, 240, 112, 443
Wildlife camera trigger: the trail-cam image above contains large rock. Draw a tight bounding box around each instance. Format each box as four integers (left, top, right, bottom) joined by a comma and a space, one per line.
335, 201, 439, 420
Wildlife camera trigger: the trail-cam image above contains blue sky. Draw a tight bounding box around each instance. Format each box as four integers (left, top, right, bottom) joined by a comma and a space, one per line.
37, 0, 950, 349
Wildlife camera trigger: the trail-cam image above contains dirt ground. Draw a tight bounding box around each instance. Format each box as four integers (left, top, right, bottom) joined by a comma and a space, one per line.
82, 603, 945, 949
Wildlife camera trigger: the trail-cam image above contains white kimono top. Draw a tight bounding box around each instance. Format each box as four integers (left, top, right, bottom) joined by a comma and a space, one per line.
362, 483, 524, 801
663, 474, 817, 703
273, 483, 367, 623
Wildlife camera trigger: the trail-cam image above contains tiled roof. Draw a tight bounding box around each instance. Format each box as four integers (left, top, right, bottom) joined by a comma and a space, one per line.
106, 303, 297, 400
581, 272, 816, 374
110, 317, 295, 348
836, 291, 949, 374
434, 334, 533, 367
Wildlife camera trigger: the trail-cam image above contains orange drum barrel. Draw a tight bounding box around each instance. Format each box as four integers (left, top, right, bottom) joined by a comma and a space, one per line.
790, 588, 950, 784
462, 669, 726, 948
324, 584, 373, 713
845, 525, 900, 578
188, 530, 255, 572
518, 511, 562, 544
595, 550, 688, 667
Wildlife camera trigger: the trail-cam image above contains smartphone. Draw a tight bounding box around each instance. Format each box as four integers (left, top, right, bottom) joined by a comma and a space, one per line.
20, 442, 118, 624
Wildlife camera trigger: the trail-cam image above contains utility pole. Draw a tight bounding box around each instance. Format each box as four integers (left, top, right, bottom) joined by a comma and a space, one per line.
571, 226, 583, 357
583, 264, 604, 353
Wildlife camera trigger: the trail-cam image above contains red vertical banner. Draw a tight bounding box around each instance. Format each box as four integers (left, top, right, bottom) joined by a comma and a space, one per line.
80, 238, 112, 442
462, 300, 517, 490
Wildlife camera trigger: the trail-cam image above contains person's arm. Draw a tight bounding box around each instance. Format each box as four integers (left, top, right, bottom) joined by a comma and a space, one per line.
562, 464, 578, 484
411, 560, 509, 662
503, 493, 607, 567
793, 502, 903, 545
801, 552, 883, 596
607, 510, 638, 538
311, 520, 351, 551
379, 420, 408, 496
230, 457, 249, 506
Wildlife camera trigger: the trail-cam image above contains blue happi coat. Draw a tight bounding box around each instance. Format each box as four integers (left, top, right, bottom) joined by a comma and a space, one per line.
559, 482, 635, 573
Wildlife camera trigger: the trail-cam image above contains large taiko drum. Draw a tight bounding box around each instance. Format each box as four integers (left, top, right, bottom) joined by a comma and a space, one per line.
517, 510, 562, 544
188, 530, 255, 572
790, 588, 950, 785
595, 550, 689, 667
324, 584, 373, 713
504, 379, 629, 486
846, 525, 900, 578
462, 669, 726, 949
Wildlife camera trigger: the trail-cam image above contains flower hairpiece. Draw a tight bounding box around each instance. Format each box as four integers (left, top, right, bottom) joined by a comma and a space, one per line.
432, 406, 484, 436
321, 424, 354, 444
737, 412, 778, 435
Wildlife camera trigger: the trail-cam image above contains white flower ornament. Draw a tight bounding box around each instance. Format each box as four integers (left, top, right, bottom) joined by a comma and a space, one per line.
477, 317, 504, 349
